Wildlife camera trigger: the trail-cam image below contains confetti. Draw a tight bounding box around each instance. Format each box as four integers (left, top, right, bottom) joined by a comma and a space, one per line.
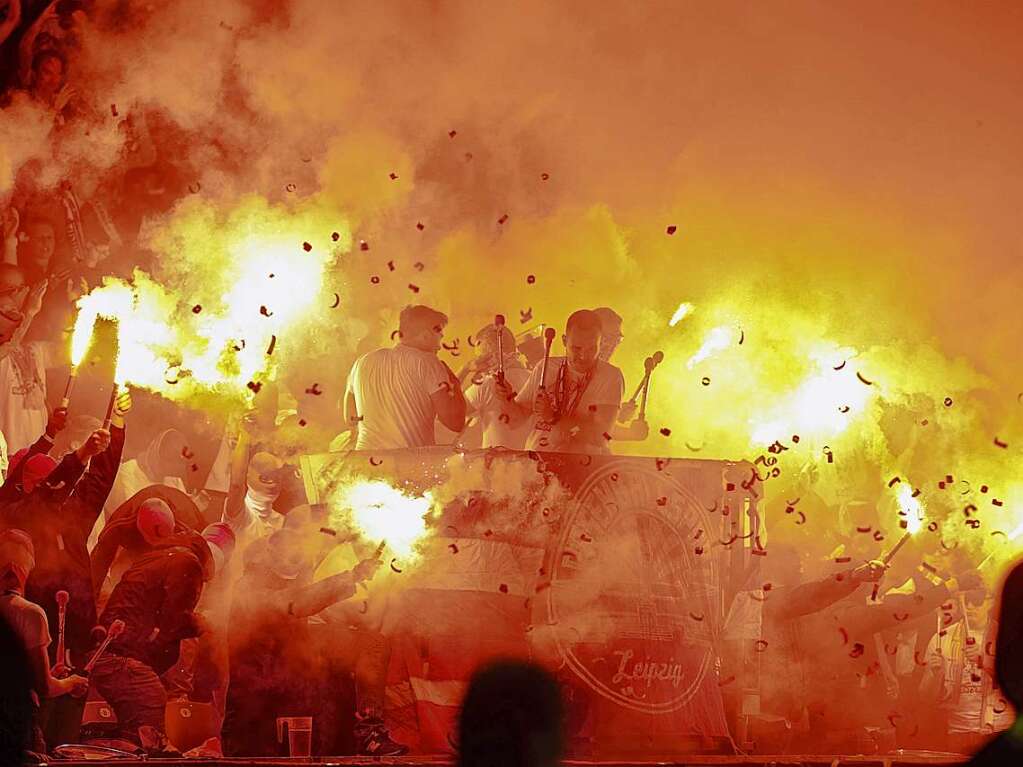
754, 639, 769, 652
856, 525, 872, 533
188, 182, 201, 194
993, 498, 1004, 507
360, 240, 369, 251
579, 533, 593, 543
665, 225, 677, 235
298, 419, 307, 427
738, 329, 745, 345
838, 405, 850, 413
387, 260, 396, 271
849, 642, 865, 658
330, 292, 340, 308
448, 130, 457, 138
331, 231, 340, 241
694, 546, 704, 556
498, 214, 509, 225
259, 305, 273, 317
856, 372, 873, 386
414, 261, 425, 271
685, 442, 702, 452
302, 241, 312, 252
286, 183, 297, 192
838, 627, 849, 645
448, 543, 459, 554
416, 222, 425, 231
192, 304, 202, 314
266, 335, 276, 355
888, 476, 902, 488
110, 103, 119, 117
794, 511, 807, 525
833, 360, 846, 371
689, 612, 704, 621
701, 377, 711, 386
305, 383, 323, 395
660, 428, 672, 436
541, 172, 550, 181
944, 397, 953, 407
389, 172, 398, 180
247, 381, 262, 393
369, 457, 383, 467
408, 283, 420, 293
993, 437, 1009, 448
370, 276, 381, 284
498, 583, 509, 594
981, 484, 989, 493
873, 530, 885, 541
390, 560, 402, 573
893, 612, 909, 622
526, 274, 536, 284
520, 308, 533, 323
656, 496, 668, 506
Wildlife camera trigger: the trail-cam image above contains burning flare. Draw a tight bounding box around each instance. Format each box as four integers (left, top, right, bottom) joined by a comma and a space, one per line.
896, 484, 925, 534
331, 479, 433, 560
668, 301, 694, 327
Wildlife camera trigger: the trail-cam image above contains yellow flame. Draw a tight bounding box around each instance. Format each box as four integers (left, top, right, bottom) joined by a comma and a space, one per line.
668, 301, 694, 327
896, 484, 924, 534
686, 325, 733, 369
331, 479, 433, 560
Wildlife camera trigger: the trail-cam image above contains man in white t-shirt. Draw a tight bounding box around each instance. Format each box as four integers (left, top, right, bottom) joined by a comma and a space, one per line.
458, 323, 531, 449
497, 309, 624, 454
344, 305, 466, 451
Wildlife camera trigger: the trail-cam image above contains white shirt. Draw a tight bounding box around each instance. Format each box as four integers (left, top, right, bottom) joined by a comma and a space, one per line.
346, 344, 452, 451
515, 357, 625, 453
465, 365, 531, 449
0, 343, 49, 455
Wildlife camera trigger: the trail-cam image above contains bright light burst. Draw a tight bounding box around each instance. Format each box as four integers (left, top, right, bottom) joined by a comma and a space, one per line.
331, 479, 433, 560
896, 484, 925, 534
668, 301, 694, 327
686, 325, 733, 369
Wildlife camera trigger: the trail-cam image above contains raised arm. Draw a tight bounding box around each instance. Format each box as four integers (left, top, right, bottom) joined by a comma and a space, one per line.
283, 556, 381, 619
430, 361, 467, 433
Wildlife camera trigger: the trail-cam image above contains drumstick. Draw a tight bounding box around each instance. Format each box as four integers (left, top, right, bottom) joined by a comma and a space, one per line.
54, 590, 69, 677
494, 315, 506, 383
539, 327, 556, 389
85, 619, 125, 674
638, 351, 664, 421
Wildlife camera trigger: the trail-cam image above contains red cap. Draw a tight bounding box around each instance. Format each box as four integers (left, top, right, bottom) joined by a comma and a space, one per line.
22, 454, 58, 493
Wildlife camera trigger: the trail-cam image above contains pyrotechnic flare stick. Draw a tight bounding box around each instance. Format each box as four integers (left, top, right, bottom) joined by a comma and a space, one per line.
870, 530, 913, 601
61, 374, 76, 409
102, 384, 119, 431
638, 350, 664, 421
494, 314, 506, 383
84, 619, 125, 675
374, 539, 387, 559
539, 327, 556, 390
628, 359, 652, 405
54, 590, 70, 678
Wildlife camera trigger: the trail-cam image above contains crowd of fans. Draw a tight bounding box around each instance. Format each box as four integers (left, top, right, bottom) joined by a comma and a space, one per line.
1, 2, 1022, 764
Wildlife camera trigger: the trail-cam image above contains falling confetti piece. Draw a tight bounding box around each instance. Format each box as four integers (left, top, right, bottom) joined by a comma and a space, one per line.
319, 527, 337, 536
541, 172, 549, 180
944, 397, 953, 407
856, 372, 873, 386
520, 308, 533, 323
259, 305, 273, 317
993, 498, 1004, 507
188, 182, 201, 194
499, 583, 508, 594
266, 335, 276, 355
390, 559, 403, 573
527, 274, 536, 284
110, 103, 119, 117
660, 428, 672, 436
448, 130, 457, 138
856, 526, 872, 533
701, 377, 711, 386
738, 329, 745, 345
389, 172, 398, 180
448, 543, 459, 554
838, 405, 850, 413
498, 214, 509, 225
302, 241, 312, 252
665, 225, 677, 235
387, 260, 396, 272
286, 183, 297, 192
305, 383, 322, 395
689, 612, 704, 621
656, 496, 668, 506
835, 556, 852, 563
888, 476, 901, 487
247, 381, 262, 393
298, 419, 307, 427
754, 640, 769, 652
849, 643, 865, 658
360, 240, 369, 251
371, 276, 380, 284
331, 231, 340, 241
330, 293, 340, 308
981, 485, 989, 493
408, 283, 420, 293
192, 304, 202, 314
993, 437, 1009, 448
416, 222, 425, 231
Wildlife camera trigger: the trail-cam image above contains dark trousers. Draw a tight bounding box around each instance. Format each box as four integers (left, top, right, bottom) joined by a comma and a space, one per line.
90, 654, 167, 745
38, 694, 85, 750
319, 625, 390, 717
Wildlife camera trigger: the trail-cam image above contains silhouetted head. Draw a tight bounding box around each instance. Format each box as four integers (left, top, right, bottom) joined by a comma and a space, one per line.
457, 660, 564, 767
398, 304, 448, 353
995, 559, 1023, 711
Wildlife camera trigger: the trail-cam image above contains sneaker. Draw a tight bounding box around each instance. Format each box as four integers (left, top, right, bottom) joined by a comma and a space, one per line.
355, 716, 410, 757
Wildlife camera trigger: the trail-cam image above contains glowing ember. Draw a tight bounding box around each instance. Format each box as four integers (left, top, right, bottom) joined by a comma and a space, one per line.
331, 479, 433, 560
668, 302, 694, 327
